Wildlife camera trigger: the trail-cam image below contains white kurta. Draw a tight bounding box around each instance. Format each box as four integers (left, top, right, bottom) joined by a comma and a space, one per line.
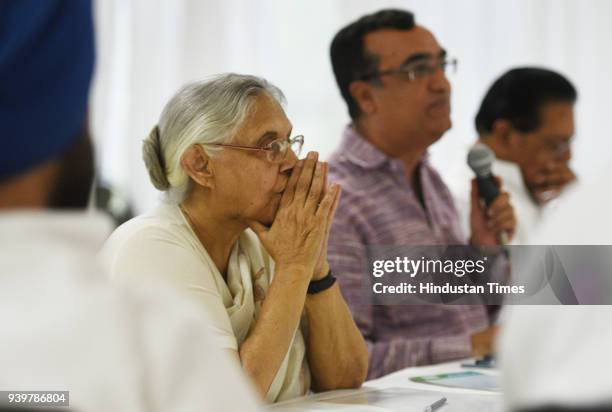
499, 173, 612, 408
102, 202, 310, 403
0, 210, 262, 412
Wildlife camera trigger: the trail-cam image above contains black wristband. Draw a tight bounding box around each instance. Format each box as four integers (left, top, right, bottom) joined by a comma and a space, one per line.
307, 270, 336, 294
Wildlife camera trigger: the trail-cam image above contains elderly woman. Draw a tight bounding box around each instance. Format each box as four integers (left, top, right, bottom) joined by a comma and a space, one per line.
102, 74, 368, 402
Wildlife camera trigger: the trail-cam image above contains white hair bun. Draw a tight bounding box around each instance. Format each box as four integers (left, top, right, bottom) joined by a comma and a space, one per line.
142, 125, 171, 191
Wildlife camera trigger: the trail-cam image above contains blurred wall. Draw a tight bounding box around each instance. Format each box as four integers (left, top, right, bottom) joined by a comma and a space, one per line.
91, 0, 612, 213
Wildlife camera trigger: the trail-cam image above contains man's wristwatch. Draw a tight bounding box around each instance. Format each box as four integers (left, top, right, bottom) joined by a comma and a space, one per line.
307, 270, 336, 294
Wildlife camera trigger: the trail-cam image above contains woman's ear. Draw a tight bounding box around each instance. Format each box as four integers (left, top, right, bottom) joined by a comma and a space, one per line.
181, 145, 215, 189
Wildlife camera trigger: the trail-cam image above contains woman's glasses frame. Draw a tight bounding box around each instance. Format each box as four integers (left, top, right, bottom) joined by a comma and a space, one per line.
205, 135, 304, 163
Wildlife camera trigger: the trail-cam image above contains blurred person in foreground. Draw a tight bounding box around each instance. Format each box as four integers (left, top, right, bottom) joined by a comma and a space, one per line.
0, 1, 261, 410
450, 67, 578, 245
101, 74, 368, 402
500, 170, 612, 411
327, 9, 517, 379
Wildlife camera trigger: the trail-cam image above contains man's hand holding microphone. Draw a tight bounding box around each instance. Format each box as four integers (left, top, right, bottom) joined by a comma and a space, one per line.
466, 143, 516, 358
468, 143, 517, 247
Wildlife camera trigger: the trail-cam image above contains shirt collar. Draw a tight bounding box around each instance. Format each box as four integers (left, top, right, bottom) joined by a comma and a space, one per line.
339, 124, 431, 172
340, 124, 390, 170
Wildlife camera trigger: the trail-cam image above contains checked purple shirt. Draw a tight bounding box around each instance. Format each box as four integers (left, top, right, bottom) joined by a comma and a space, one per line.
327, 125, 493, 380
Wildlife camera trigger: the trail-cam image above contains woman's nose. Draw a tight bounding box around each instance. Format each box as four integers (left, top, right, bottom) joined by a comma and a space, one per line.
280, 149, 298, 173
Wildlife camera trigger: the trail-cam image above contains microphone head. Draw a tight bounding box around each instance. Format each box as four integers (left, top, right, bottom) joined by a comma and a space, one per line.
467, 143, 496, 177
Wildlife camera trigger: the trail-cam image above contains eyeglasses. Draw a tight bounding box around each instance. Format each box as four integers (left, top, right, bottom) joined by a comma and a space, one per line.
360, 57, 458, 83
206, 135, 304, 163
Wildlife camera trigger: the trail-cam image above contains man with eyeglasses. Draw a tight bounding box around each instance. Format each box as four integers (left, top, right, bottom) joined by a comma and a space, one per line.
326, 9, 517, 379
449, 68, 578, 245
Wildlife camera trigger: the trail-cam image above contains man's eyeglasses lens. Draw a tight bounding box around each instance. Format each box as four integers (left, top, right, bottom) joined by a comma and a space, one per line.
402, 58, 458, 81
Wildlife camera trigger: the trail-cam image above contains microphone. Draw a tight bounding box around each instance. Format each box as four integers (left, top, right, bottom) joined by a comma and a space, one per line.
467, 143, 508, 245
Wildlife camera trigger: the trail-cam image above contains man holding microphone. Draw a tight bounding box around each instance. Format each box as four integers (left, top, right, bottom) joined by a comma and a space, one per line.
327, 9, 516, 378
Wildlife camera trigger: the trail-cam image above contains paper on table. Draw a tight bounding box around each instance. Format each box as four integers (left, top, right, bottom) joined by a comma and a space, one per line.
411, 371, 501, 392
269, 387, 502, 411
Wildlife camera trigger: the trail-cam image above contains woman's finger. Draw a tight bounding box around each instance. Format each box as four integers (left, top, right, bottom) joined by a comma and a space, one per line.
294, 152, 318, 206
318, 162, 328, 204
279, 159, 303, 208
305, 162, 326, 212
316, 184, 339, 220
323, 184, 342, 235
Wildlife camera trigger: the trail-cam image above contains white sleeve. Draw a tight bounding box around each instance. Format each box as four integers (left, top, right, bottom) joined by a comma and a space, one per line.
105, 227, 237, 351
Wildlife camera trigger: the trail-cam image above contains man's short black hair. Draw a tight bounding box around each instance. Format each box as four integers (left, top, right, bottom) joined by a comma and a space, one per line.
475, 67, 577, 135
330, 9, 415, 119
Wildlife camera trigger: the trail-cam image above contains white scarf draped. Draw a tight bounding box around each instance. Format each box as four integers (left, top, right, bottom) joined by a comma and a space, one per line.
201, 225, 311, 403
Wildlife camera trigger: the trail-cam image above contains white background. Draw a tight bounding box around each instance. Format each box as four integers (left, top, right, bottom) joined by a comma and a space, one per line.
91, 0, 612, 213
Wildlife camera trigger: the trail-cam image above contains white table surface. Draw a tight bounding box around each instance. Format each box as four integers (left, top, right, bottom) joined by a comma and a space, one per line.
269, 359, 503, 411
